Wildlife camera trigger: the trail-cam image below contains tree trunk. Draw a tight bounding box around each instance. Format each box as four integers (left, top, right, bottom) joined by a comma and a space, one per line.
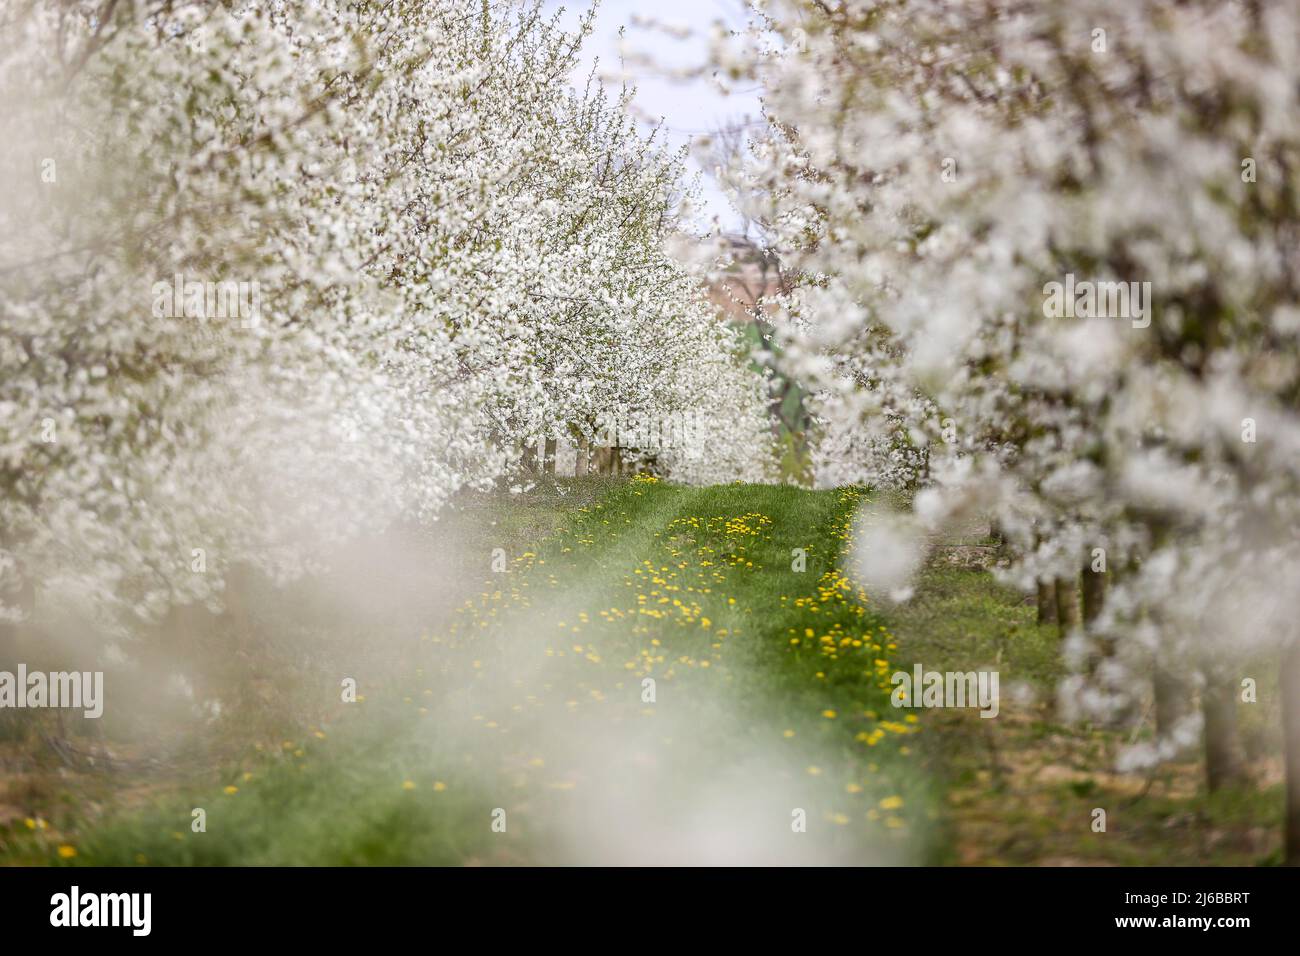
0, 552, 35, 656
1282, 641, 1300, 865
1036, 579, 1057, 625
543, 437, 557, 476
520, 439, 538, 475
1202, 669, 1246, 792
988, 521, 1007, 563
1143, 522, 1191, 748
1081, 560, 1106, 626
1054, 575, 1080, 633
1153, 662, 1193, 743
575, 436, 589, 477
0, 554, 34, 744
1083, 553, 1116, 676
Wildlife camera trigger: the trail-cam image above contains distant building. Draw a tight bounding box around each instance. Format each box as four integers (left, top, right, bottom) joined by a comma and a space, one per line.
706, 235, 784, 323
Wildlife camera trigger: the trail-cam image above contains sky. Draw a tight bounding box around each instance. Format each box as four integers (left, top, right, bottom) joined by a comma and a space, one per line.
540, 0, 762, 231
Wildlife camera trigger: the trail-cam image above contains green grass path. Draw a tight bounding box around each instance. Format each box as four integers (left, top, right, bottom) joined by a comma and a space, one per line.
42, 479, 941, 865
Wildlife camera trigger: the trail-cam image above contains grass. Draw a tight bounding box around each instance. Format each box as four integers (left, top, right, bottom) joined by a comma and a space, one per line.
5, 478, 938, 865
888, 563, 1285, 865
2, 477, 1284, 865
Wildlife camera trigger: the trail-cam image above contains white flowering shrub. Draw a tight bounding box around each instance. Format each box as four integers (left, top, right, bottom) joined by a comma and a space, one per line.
712, 0, 1300, 847
0, 0, 774, 638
